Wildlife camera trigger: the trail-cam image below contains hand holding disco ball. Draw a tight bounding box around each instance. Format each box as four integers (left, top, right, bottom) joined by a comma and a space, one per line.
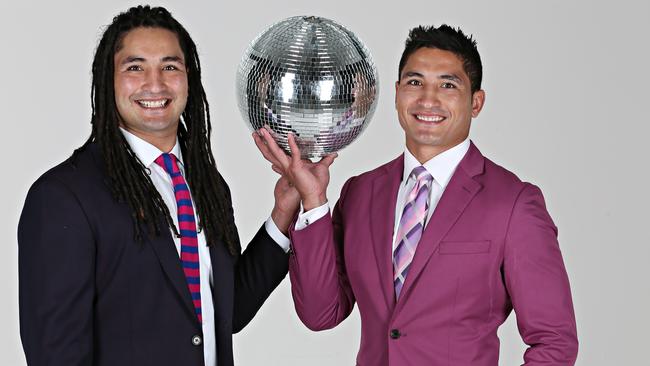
254, 127, 337, 211
236, 15, 379, 160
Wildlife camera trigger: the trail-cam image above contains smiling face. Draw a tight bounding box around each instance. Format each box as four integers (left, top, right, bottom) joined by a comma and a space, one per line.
395, 47, 485, 162
113, 27, 188, 150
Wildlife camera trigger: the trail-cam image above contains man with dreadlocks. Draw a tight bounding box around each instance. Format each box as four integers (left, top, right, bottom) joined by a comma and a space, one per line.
18, 6, 297, 366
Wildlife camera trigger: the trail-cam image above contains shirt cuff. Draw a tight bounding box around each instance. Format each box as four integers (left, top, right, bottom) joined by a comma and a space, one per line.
264, 217, 291, 253
295, 202, 330, 230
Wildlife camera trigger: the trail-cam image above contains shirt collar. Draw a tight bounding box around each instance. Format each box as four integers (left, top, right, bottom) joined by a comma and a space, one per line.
403, 138, 470, 189
119, 127, 183, 169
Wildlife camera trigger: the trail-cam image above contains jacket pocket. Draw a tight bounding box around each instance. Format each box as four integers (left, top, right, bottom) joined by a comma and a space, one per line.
439, 240, 491, 254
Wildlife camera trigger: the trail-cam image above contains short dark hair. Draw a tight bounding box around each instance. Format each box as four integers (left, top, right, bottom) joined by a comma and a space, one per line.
398, 25, 482, 93
83, 5, 240, 255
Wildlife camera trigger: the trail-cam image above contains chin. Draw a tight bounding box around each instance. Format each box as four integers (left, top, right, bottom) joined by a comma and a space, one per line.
140, 121, 177, 132
412, 132, 442, 144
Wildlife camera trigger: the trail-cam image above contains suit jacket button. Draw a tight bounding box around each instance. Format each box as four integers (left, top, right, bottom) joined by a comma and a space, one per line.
390, 329, 401, 339
192, 335, 202, 346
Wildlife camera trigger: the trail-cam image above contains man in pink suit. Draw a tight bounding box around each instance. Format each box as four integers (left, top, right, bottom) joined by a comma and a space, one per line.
255, 25, 578, 365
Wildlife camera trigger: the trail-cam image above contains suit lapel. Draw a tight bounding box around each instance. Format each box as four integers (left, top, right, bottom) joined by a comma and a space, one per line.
394, 142, 485, 310
147, 225, 197, 321
209, 239, 234, 326
89, 143, 198, 322
369, 155, 404, 310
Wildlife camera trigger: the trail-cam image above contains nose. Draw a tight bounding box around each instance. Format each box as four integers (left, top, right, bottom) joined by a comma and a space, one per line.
417, 85, 440, 108
143, 68, 165, 93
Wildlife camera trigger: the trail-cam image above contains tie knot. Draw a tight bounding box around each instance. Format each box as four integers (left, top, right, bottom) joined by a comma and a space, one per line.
410, 165, 432, 183
154, 153, 180, 176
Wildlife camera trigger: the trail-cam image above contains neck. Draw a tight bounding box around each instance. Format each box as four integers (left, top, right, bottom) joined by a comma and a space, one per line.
121, 126, 178, 153
406, 139, 466, 164
407, 145, 449, 164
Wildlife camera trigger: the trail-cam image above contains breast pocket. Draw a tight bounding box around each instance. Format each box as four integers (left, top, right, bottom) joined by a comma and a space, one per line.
435, 240, 494, 318
439, 240, 491, 254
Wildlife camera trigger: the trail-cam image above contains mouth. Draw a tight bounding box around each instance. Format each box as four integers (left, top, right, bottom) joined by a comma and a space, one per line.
414, 114, 446, 123
135, 99, 171, 109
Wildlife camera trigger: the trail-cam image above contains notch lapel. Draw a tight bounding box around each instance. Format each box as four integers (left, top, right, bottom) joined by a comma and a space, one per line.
147, 227, 197, 322
394, 142, 485, 310
91, 143, 197, 322
209, 239, 234, 326
369, 155, 404, 310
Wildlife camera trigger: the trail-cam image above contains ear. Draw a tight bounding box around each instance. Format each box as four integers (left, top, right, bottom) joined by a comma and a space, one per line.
471, 90, 486, 118
394, 80, 399, 109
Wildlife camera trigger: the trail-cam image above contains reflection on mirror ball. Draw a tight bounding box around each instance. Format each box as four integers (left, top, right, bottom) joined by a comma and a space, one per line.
236, 16, 379, 159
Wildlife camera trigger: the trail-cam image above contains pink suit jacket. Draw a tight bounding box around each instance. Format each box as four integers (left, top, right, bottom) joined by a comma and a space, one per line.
289, 142, 578, 365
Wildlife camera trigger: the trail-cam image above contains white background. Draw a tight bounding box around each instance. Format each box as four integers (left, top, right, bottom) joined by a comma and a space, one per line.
1, 0, 648, 365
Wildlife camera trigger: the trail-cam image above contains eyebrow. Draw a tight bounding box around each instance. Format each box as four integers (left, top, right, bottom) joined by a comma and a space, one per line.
121, 56, 145, 64
120, 55, 185, 65
401, 71, 463, 84
162, 56, 185, 64
439, 74, 462, 83
402, 71, 424, 78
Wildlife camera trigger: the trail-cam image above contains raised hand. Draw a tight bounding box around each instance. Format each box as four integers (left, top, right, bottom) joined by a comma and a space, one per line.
253, 127, 337, 211
270, 174, 301, 235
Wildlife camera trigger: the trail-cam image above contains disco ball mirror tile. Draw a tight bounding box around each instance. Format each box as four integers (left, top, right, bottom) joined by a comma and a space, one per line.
236, 16, 379, 159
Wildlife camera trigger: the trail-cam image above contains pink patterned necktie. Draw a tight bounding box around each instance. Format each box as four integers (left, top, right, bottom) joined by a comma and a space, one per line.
155, 153, 202, 323
393, 165, 433, 299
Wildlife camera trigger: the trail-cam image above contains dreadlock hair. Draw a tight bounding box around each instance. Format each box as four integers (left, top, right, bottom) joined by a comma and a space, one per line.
83, 5, 240, 255
398, 25, 483, 93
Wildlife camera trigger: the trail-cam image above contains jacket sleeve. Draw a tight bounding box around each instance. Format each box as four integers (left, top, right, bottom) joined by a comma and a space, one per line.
504, 183, 579, 365
18, 176, 95, 366
216, 170, 289, 333
288, 177, 356, 331
232, 225, 289, 333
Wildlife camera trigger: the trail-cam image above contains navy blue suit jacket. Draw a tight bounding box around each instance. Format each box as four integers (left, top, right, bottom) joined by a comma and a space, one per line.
18, 143, 289, 366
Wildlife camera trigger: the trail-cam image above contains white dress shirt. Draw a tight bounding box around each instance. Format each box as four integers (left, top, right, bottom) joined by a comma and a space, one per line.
121, 128, 289, 366
121, 129, 217, 366
296, 139, 470, 254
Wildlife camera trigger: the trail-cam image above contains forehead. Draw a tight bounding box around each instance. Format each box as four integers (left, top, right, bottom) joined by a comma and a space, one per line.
115, 27, 184, 59
401, 48, 468, 80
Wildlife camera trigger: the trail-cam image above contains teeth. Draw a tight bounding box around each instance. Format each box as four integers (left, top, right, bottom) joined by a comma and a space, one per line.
137, 99, 168, 108
416, 115, 444, 122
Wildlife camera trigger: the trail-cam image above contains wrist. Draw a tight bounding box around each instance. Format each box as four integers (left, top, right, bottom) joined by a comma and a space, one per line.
302, 193, 327, 211
271, 206, 295, 235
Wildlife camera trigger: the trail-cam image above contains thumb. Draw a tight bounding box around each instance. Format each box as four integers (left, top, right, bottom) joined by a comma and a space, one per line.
319, 152, 338, 168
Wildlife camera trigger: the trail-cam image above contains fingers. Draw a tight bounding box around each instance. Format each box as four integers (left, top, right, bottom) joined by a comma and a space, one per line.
263, 128, 291, 166
271, 164, 284, 175
257, 127, 291, 169
252, 131, 280, 166
287, 133, 302, 166
319, 152, 338, 168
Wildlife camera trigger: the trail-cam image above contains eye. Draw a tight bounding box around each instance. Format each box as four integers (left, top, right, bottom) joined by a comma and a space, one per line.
163, 65, 178, 71
441, 82, 456, 89
406, 79, 422, 86
126, 65, 142, 71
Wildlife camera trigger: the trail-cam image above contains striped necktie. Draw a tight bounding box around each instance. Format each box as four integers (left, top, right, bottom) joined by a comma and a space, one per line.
393, 165, 433, 299
155, 153, 202, 323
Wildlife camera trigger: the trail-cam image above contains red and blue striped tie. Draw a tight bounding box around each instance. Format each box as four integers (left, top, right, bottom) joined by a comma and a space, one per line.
155, 153, 202, 323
